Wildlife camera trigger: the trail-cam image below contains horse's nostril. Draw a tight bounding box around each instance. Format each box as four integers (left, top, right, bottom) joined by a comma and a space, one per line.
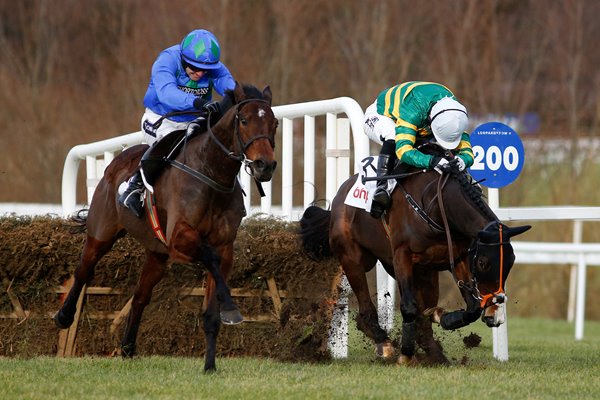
253, 160, 265, 170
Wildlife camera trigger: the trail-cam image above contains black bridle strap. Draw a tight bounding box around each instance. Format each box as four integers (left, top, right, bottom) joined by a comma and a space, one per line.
169, 160, 235, 193
397, 181, 444, 232
206, 98, 273, 162
436, 173, 455, 274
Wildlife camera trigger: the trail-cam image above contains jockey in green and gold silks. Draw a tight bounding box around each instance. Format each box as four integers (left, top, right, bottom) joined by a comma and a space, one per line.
375, 81, 474, 169
363, 81, 472, 219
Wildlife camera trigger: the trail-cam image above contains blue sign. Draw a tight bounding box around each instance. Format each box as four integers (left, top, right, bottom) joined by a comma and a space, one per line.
468, 122, 525, 188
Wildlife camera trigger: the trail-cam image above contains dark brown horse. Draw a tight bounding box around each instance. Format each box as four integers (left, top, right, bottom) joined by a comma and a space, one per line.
54, 82, 278, 372
300, 154, 530, 365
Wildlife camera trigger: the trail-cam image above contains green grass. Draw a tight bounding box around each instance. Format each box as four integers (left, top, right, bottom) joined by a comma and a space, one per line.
1, 317, 599, 399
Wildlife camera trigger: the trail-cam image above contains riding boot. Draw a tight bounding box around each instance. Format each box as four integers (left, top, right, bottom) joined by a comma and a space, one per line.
370, 140, 396, 219
118, 169, 145, 218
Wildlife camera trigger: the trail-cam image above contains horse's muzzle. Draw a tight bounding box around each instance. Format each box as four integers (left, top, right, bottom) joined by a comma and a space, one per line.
481, 302, 506, 327
251, 159, 277, 182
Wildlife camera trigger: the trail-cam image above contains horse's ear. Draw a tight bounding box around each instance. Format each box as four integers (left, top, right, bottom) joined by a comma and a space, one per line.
262, 86, 272, 105
233, 81, 245, 103
505, 224, 531, 239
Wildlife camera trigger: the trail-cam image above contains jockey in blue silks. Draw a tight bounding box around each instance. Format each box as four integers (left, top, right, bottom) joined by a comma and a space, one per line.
120, 29, 236, 217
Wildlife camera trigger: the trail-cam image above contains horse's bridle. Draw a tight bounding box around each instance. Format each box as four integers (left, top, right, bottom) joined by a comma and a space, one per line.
170, 97, 275, 195
435, 172, 507, 309
467, 222, 509, 308
206, 98, 275, 175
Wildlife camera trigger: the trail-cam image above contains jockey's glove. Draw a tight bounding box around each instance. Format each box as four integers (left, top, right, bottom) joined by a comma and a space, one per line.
193, 97, 208, 110
430, 156, 450, 174
455, 157, 466, 171
204, 101, 221, 115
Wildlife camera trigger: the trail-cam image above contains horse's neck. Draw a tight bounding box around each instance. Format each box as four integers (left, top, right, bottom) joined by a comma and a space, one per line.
179, 122, 240, 183
446, 177, 497, 237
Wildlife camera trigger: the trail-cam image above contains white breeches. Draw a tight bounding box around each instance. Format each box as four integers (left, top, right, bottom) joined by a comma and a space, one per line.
141, 108, 190, 145
363, 102, 396, 145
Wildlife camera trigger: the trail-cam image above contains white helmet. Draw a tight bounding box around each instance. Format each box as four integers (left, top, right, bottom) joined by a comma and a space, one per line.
429, 97, 468, 149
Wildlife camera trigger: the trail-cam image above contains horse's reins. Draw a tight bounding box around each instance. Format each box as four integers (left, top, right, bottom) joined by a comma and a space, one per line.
168, 98, 274, 195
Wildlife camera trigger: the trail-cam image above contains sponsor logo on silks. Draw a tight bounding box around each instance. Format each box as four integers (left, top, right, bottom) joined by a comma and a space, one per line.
178, 85, 210, 96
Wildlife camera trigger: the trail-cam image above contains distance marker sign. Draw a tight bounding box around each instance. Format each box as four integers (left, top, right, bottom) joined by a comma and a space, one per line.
468, 122, 525, 188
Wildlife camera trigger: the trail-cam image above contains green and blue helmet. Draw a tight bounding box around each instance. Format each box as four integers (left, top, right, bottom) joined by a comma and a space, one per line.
180, 29, 222, 70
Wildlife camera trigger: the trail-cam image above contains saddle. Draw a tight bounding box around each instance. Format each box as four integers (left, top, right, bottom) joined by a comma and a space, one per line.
140, 119, 207, 187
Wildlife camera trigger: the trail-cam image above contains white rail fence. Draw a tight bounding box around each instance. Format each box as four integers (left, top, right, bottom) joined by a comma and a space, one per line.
60, 98, 600, 361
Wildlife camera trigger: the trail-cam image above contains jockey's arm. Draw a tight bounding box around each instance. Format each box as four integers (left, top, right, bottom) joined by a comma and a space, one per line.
394, 121, 432, 169
455, 132, 474, 168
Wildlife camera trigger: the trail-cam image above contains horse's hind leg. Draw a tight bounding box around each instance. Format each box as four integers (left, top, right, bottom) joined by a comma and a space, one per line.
54, 235, 117, 329
335, 248, 392, 358
120, 250, 168, 357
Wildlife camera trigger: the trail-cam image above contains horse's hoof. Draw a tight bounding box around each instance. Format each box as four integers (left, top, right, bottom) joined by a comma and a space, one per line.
53, 310, 73, 329
375, 341, 395, 359
423, 307, 445, 324
220, 309, 243, 325
121, 343, 136, 358
397, 354, 417, 366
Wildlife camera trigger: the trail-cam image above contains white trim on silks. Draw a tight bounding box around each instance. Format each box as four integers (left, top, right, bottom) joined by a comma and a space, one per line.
343, 156, 396, 212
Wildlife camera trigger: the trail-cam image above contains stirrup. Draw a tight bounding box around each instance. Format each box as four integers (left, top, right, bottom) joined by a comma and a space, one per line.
121, 188, 144, 218
370, 189, 390, 219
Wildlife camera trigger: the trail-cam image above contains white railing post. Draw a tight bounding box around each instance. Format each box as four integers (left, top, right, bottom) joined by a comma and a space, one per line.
575, 251, 587, 340
567, 220, 583, 322
303, 115, 315, 210
281, 117, 294, 217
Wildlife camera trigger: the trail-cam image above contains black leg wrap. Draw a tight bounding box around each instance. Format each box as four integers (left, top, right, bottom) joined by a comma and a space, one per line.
400, 321, 417, 357
440, 309, 482, 330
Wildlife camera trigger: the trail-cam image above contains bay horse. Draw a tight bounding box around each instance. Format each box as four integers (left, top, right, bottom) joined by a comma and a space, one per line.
54, 82, 278, 372
300, 152, 530, 365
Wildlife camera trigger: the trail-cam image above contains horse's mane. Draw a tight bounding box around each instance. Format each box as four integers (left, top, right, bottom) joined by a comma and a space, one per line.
414, 142, 498, 222
449, 168, 498, 222
218, 84, 265, 114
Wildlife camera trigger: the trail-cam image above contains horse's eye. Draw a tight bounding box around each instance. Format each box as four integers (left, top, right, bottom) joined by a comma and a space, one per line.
478, 256, 490, 272
240, 118, 248, 126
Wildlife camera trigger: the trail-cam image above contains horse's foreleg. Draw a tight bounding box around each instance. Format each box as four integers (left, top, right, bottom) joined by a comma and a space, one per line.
414, 269, 449, 365
202, 278, 221, 373
393, 249, 418, 364
199, 243, 242, 325
54, 236, 115, 329
439, 263, 482, 331
199, 243, 241, 373
120, 250, 167, 357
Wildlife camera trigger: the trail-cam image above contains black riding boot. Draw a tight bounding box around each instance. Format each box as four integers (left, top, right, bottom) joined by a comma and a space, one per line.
370, 140, 396, 219
118, 170, 145, 218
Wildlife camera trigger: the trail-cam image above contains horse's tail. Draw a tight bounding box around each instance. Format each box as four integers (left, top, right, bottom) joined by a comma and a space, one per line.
67, 209, 88, 234
299, 205, 333, 260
